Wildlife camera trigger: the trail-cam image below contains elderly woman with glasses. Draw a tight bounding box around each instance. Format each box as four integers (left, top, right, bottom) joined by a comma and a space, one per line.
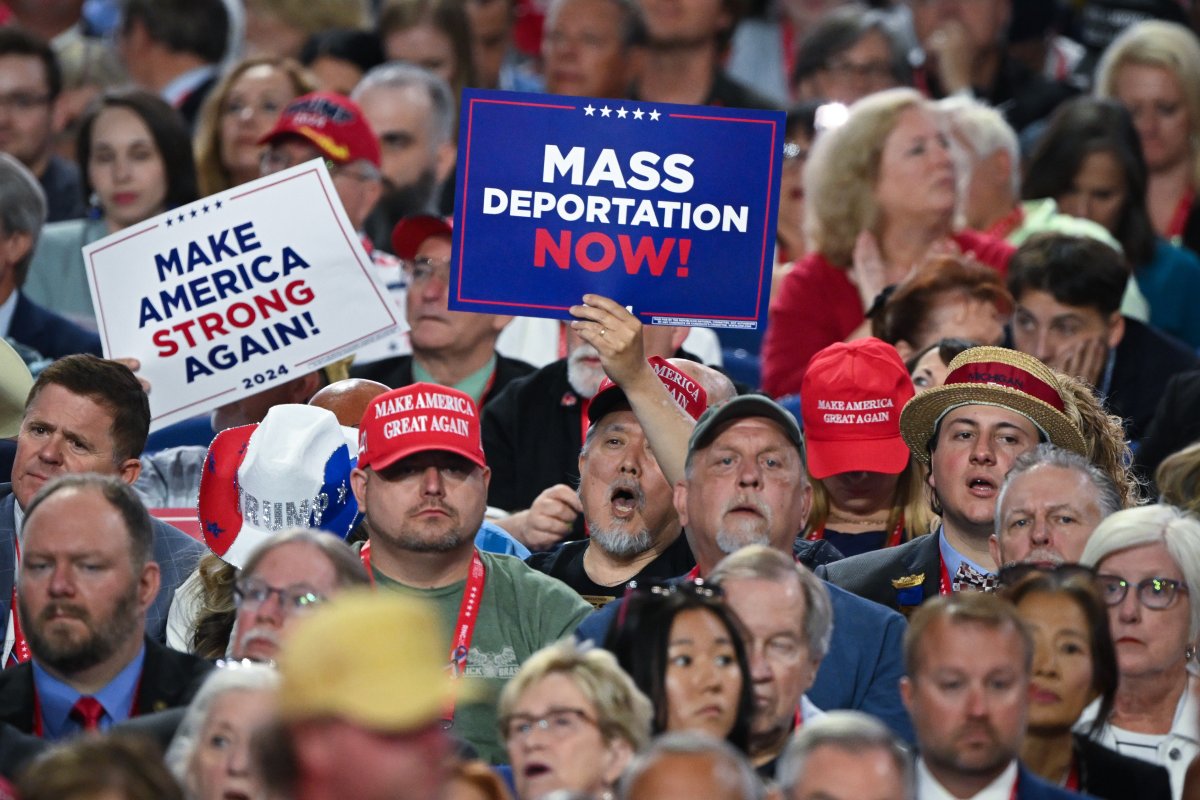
498, 639, 652, 800
1078, 504, 1200, 799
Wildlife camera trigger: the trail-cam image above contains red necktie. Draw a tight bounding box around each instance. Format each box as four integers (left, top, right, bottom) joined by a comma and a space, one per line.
69, 696, 105, 732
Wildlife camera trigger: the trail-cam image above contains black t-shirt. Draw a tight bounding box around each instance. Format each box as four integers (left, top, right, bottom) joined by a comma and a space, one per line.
526, 534, 696, 608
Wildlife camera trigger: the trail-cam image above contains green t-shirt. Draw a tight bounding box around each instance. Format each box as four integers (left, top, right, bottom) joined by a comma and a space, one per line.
373, 550, 592, 763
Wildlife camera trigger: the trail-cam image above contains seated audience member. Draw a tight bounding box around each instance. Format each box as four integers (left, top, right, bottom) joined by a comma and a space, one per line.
1136, 370, 1200, 493
0, 474, 210, 739
351, 215, 534, 405
499, 639, 652, 800
775, 102, 819, 279
904, 337, 977, 393
241, 0, 371, 61
939, 95, 1134, 255
255, 591, 458, 800
990, 444, 1123, 571
116, 0, 230, 129
1007, 233, 1199, 445
527, 357, 705, 603
193, 56, 317, 196
0, 154, 99, 360
819, 346, 1087, 611
906, 0, 1075, 134
1023, 98, 1200, 349
350, 383, 591, 761
1054, 372, 1145, 510
777, 710, 914, 800
307, 377, 391, 426
377, 0, 476, 123
165, 664, 279, 800
25, 88, 197, 330
710, 546, 832, 779
761, 89, 1013, 395
617, 730, 767, 800
16, 734, 184, 800
790, 4, 910, 105
541, 0, 643, 98
871, 255, 1011, 361
800, 339, 933, 557
0, 28, 86, 223
445, 759, 517, 800
1156, 442, 1200, 513
604, 579, 754, 752
299, 29, 385, 96
1, 355, 205, 650
1078, 505, 1200, 798
901, 593, 1086, 799
1001, 567, 1174, 800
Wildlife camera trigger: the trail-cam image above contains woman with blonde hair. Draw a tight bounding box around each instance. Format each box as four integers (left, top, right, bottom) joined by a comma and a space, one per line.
193, 57, 316, 197
1095, 20, 1200, 253
1056, 372, 1144, 509
761, 87, 1013, 396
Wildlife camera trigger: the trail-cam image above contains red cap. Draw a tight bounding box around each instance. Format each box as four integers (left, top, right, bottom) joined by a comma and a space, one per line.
801, 338, 914, 479
259, 92, 382, 168
587, 356, 708, 424
391, 215, 453, 260
357, 383, 486, 471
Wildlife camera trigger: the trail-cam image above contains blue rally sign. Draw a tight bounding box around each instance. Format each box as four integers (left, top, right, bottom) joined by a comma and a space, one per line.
450, 89, 784, 330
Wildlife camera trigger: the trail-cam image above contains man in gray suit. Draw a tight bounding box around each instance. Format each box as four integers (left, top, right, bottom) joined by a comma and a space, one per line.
0, 355, 203, 662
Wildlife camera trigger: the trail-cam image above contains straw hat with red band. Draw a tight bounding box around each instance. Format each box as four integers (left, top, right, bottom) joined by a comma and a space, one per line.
357, 382, 486, 472
258, 91, 381, 168
802, 338, 914, 480
899, 346, 1086, 464
391, 214, 453, 261
586, 356, 708, 425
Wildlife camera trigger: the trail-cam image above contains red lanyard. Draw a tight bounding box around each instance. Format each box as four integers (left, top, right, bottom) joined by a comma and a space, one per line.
939, 551, 952, 596
984, 206, 1025, 241
807, 514, 905, 549
1166, 188, 1195, 241
359, 544, 487, 724
8, 540, 28, 666
1064, 758, 1079, 791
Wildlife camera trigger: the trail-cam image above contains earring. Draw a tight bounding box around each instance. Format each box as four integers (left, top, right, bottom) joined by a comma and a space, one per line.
1186, 644, 1195, 661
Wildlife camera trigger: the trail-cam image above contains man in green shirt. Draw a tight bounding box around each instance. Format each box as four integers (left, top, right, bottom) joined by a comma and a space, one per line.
350, 381, 591, 762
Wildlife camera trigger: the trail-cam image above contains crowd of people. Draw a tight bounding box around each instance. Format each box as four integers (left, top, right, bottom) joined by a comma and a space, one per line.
0, 0, 1199, 799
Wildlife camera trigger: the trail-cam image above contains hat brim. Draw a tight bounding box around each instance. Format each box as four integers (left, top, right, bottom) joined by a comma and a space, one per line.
899, 383, 1087, 465
368, 442, 487, 473
805, 434, 910, 480
391, 215, 453, 261
689, 394, 803, 454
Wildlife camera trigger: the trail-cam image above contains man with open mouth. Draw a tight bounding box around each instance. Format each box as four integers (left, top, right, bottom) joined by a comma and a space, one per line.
819, 346, 1088, 613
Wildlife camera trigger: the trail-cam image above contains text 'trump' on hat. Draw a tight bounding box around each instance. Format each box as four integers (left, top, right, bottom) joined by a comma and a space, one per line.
357, 382, 486, 472
801, 338, 914, 480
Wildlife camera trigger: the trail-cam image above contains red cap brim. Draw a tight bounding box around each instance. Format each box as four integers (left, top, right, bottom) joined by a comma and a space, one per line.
804, 435, 911, 480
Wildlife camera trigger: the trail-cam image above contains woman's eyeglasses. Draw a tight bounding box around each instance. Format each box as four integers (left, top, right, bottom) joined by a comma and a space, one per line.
501, 707, 598, 741
1096, 575, 1189, 610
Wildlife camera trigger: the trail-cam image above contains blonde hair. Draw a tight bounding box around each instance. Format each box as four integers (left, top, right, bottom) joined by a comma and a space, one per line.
1156, 441, 1200, 514
1095, 20, 1200, 187
193, 57, 316, 196
1055, 373, 1144, 508
805, 458, 936, 544
804, 87, 925, 267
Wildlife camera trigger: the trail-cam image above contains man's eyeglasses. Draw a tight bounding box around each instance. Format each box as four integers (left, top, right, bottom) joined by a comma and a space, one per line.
402, 255, 451, 284
233, 577, 325, 614
1097, 575, 1189, 610
501, 707, 599, 741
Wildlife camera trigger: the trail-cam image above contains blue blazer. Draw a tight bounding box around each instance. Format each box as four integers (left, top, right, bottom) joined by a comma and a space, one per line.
9, 291, 102, 360
1015, 763, 1092, 799
575, 570, 914, 743
0, 485, 204, 644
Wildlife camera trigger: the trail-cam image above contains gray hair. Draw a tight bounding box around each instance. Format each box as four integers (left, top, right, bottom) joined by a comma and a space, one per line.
777, 711, 914, 798
164, 663, 280, 790
709, 544, 833, 661
617, 731, 766, 800
1080, 504, 1200, 640
936, 95, 1020, 196
352, 62, 455, 146
0, 152, 47, 286
995, 443, 1123, 540
239, 528, 369, 589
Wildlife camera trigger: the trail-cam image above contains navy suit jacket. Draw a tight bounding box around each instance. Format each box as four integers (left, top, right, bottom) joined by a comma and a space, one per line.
576, 569, 914, 743
0, 485, 204, 644
1015, 764, 1091, 799
817, 532, 942, 612
9, 292, 101, 360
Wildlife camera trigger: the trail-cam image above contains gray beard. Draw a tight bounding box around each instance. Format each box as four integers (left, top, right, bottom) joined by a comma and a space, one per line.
590, 524, 654, 559
715, 528, 771, 555
567, 344, 606, 398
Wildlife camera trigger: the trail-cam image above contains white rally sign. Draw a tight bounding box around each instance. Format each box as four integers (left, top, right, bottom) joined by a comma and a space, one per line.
85, 159, 398, 430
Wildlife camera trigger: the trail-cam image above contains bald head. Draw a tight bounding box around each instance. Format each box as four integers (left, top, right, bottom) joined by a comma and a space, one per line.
667, 358, 735, 407
308, 379, 390, 427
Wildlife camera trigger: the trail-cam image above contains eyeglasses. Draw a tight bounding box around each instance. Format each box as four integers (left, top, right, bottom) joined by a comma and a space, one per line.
402, 255, 451, 284
0, 92, 50, 112
233, 577, 325, 614
783, 141, 808, 164
627, 578, 722, 599
998, 562, 1097, 588
327, 160, 381, 183
1096, 574, 1189, 610
501, 707, 599, 741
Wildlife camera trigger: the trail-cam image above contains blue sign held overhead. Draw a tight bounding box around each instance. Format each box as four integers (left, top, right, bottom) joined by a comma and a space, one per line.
450, 89, 785, 330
